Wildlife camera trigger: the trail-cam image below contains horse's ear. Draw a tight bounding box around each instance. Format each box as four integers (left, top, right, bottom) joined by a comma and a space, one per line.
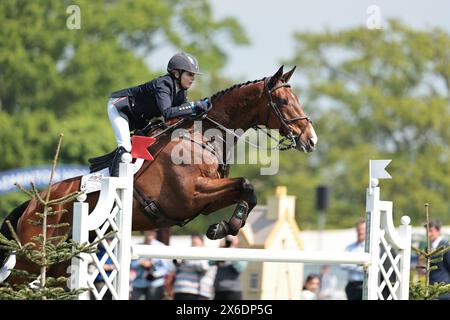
267, 65, 284, 89
281, 66, 296, 83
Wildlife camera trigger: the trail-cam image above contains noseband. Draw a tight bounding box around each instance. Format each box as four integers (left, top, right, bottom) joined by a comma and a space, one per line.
253, 77, 312, 150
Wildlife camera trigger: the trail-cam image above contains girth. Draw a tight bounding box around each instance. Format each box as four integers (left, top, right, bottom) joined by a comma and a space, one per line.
133, 185, 191, 227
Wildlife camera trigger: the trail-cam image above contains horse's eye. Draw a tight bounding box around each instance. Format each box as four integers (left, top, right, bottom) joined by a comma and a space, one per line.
280, 99, 288, 105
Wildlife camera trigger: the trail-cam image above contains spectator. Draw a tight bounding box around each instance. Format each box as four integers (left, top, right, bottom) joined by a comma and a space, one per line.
130, 230, 174, 300
214, 235, 248, 300
199, 262, 217, 300
427, 220, 450, 300
318, 265, 338, 300
341, 218, 365, 300
173, 234, 212, 300
301, 274, 321, 300
91, 236, 115, 300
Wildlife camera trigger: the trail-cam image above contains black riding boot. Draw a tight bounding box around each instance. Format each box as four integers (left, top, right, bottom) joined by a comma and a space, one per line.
109, 146, 128, 177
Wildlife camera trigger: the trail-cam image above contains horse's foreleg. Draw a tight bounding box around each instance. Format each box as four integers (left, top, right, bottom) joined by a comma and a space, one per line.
194, 177, 257, 240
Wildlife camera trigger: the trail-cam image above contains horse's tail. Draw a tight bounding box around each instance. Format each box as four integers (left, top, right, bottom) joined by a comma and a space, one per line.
0, 200, 30, 271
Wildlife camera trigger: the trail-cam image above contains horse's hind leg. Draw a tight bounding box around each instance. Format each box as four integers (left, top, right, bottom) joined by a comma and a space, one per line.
219, 178, 256, 236
194, 177, 257, 240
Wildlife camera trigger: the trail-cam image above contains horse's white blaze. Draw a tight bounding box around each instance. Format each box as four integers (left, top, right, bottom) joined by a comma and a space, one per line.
310, 126, 318, 145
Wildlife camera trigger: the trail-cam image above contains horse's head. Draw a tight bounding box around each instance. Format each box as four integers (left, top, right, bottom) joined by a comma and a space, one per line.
258, 66, 318, 152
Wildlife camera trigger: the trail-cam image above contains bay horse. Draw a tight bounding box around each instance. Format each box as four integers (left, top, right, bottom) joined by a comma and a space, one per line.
0, 66, 317, 284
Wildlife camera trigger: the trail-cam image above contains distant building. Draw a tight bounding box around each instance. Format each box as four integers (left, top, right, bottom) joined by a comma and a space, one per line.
239, 186, 304, 299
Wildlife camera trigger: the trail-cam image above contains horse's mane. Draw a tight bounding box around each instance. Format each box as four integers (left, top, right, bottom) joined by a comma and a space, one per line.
210, 77, 266, 101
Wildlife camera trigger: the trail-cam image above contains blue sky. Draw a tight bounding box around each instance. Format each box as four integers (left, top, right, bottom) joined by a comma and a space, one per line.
148, 0, 450, 80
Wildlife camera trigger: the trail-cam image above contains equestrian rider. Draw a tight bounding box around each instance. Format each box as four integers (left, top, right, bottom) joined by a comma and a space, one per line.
107, 52, 210, 176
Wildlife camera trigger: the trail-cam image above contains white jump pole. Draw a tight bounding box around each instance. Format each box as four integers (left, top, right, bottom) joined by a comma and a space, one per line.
132, 245, 372, 265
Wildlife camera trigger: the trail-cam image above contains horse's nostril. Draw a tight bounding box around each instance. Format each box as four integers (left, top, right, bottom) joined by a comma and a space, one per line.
309, 139, 315, 147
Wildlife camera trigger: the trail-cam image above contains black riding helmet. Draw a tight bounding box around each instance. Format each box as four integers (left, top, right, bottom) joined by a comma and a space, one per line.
167, 52, 202, 75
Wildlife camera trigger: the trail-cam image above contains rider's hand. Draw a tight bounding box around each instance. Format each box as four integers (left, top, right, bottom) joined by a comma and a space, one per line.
193, 98, 210, 113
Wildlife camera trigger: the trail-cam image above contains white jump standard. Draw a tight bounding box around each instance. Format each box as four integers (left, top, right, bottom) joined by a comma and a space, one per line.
71, 159, 412, 300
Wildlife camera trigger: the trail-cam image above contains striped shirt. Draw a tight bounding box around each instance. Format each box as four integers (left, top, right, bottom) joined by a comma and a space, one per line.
173, 259, 214, 298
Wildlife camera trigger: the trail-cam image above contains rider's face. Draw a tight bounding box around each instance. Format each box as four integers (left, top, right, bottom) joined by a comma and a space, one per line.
180, 71, 195, 89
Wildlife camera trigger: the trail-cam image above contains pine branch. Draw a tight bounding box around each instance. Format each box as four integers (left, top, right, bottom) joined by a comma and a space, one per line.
412, 246, 426, 256
47, 235, 69, 243
46, 134, 64, 202
27, 219, 43, 227
5, 220, 23, 249
430, 257, 443, 264
13, 183, 35, 199
30, 182, 47, 206
47, 223, 70, 229
30, 235, 45, 243
41, 142, 59, 288
35, 208, 68, 218
432, 246, 450, 256
47, 191, 83, 206
46, 209, 68, 216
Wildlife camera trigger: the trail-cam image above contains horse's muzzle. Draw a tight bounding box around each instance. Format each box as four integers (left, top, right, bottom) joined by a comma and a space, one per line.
295, 136, 316, 153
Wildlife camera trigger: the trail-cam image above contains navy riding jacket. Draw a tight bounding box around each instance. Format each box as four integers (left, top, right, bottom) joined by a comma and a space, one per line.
110, 74, 187, 129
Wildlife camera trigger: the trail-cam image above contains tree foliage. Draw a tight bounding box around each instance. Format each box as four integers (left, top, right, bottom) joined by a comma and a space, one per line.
0, 0, 248, 116
277, 20, 450, 228
0, 0, 248, 218
1, 4, 449, 232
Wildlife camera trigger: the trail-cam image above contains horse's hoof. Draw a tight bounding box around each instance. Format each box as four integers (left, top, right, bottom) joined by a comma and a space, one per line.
206, 221, 229, 240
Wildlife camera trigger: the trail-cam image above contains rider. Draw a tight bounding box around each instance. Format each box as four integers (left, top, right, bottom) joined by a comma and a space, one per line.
107, 52, 210, 176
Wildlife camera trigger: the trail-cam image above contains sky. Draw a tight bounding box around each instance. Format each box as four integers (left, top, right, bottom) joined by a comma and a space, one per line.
148, 0, 450, 80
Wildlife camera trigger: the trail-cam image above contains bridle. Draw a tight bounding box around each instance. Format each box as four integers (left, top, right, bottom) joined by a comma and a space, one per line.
252, 77, 312, 150
203, 77, 313, 151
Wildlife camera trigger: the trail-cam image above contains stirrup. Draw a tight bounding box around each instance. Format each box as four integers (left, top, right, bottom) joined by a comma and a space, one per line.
109, 146, 128, 177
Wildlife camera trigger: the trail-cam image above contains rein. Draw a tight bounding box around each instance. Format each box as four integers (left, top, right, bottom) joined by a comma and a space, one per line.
204, 77, 312, 151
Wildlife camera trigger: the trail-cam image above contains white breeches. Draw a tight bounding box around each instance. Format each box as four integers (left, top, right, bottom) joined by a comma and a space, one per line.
107, 98, 132, 152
